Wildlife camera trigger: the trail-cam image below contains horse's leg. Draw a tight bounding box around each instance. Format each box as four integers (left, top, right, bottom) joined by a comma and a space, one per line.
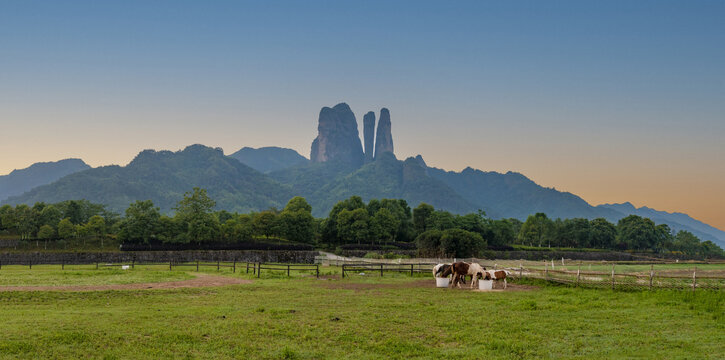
504, 278, 507, 289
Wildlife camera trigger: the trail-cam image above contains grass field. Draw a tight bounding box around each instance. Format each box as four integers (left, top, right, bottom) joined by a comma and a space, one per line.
0, 266, 723, 359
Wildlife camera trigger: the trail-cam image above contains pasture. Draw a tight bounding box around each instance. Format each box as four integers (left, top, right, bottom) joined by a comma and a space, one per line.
0, 265, 723, 359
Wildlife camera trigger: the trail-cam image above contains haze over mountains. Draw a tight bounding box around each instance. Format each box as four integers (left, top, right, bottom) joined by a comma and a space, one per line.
2, 103, 724, 248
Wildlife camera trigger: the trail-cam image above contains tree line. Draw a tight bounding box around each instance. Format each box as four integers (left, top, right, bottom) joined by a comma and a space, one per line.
1, 190, 722, 258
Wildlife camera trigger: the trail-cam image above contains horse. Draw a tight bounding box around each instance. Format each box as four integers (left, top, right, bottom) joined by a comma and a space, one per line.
436, 264, 466, 285
449, 262, 485, 289
484, 268, 511, 289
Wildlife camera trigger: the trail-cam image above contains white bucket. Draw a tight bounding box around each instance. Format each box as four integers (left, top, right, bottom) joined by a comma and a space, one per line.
478, 280, 493, 290
121, 265, 130, 270
435, 277, 450, 288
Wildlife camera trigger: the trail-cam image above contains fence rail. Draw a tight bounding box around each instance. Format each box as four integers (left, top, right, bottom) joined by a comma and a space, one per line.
0, 259, 318, 278
510, 264, 724, 291
341, 263, 437, 278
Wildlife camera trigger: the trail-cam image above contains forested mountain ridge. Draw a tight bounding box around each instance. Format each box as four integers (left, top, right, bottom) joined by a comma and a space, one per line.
0, 159, 90, 201
597, 203, 725, 248
3, 145, 293, 214
270, 153, 478, 217
3, 102, 723, 249
228, 146, 308, 173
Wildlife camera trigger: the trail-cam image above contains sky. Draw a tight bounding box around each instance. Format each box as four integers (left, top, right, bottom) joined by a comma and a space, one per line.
1, 1, 724, 229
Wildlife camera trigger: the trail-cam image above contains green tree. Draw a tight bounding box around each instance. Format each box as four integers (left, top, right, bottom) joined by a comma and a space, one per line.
37, 224, 56, 239
322, 196, 367, 244
617, 215, 657, 250
488, 219, 516, 248
415, 229, 444, 257
278, 197, 315, 244
413, 203, 435, 235
85, 215, 107, 247
39, 205, 62, 228
440, 228, 486, 258
58, 218, 76, 239
252, 211, 278, 238
672, 230, 701, 255
519, 213, 554, 247
371, 208, 400, 244
118, 200, 161, 244
174, 188, 219, 244
590, 218, 617, 249
336, 208, 369, 244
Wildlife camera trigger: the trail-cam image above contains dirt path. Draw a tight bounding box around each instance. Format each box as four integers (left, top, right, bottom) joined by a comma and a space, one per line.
0, 273, 251, 292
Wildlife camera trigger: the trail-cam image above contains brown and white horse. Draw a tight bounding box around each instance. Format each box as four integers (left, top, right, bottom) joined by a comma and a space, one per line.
449, 262, 485, 289
483, 268, 511, 289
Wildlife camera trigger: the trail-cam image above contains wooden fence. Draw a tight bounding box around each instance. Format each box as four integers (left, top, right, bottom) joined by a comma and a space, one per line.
341, 263, 436, 278
0, 259, 319, 279
516, 264, 724, 291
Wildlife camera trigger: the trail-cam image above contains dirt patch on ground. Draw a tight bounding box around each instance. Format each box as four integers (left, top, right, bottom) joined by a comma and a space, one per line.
0, 273, 251, 292
320, 279, 537, 292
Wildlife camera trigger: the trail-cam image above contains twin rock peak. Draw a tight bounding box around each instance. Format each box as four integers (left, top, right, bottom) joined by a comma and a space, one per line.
310, 103, 394, 167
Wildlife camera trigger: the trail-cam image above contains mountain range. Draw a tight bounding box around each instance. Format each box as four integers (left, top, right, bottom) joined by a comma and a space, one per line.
2, 103, 723, 248
0, 159, 90, 202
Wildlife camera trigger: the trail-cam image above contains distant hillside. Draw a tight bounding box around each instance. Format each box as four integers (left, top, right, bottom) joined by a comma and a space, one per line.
271, 153, 477, 217
598, 203, 725, 248
3, 145, 293, 214
0, 159, 90, 201
425, 165, 621, 221
228, 146, 308, 173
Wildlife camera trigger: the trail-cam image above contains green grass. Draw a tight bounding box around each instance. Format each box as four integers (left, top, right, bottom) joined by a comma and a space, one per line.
0, 267, 194, 286
0, 268, 723, 359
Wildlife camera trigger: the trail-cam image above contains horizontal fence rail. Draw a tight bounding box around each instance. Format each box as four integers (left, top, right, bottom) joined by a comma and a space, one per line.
341, 263, 437, 278
0, 259, 318, 278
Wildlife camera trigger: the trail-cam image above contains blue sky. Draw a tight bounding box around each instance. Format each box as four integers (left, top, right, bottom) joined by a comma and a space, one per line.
1, 1, 724, 228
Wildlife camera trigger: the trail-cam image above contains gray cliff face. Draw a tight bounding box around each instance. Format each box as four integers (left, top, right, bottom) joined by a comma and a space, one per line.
310, 103, 364, 166
374, 108, 394, 159
363, 111, 376, 163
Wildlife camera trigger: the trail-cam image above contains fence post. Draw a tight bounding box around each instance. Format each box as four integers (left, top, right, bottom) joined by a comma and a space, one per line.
62, 260, 64, 270
257, 263, 261, 278
217, 260, 220, 271
576, 263, 581, 287
519, 263, 523, 279
196, 260, 199, 272
410, 264, 414, 277
380, 264, 384, 277
29, 259, 32, 270
233, 259, 236, 273
169, 260, 172, 271
611, 264, 615, 290
544, 261, 548, 281
316, 264, 319, 279
342, 265, 345, 278
649, 264, 654, 290
132, 259, 135, 269
692, 267, 697, 293
287, 264, 290, 277
95, 262, 98, 270
246, 262, 249, 274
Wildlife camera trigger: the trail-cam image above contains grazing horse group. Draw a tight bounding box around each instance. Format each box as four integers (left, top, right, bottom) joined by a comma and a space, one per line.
433, 261, 510, 289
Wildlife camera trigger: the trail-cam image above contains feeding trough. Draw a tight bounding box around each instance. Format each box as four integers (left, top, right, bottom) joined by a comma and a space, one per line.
478, 279, 493, 291
435, 277, 450, 288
